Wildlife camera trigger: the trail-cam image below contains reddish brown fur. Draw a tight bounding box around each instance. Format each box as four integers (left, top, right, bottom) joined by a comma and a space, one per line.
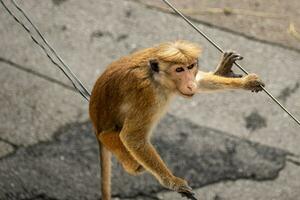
89, 41, 264, 200
89, 47, 166, 200
90, 48, 158, 133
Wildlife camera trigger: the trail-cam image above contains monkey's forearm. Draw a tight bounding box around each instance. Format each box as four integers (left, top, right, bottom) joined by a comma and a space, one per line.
196, 71, 245, 92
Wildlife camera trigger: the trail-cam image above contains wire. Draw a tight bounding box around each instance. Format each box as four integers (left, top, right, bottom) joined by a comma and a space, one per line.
161, 0, 300, 126
1, 0, 299, 126
2, 0, 298, 199
0, 0, 90, 101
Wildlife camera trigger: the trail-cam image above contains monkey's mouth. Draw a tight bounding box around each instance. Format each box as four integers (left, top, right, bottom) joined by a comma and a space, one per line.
179, 92, 194, 98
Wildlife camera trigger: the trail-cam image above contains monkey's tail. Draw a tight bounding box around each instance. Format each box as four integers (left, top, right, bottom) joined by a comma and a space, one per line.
99, 141, 112, 200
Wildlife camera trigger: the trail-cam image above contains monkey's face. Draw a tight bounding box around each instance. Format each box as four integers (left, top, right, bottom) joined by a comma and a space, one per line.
167, 61, 198, 98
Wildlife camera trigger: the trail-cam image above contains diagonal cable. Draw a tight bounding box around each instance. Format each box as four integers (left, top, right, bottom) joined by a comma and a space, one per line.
161, 0, 300, 126
1, 0, 298, 125
0, 0, 90, 101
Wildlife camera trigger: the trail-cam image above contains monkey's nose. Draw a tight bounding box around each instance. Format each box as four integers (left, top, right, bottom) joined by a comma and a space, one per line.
187, 82, 197, 92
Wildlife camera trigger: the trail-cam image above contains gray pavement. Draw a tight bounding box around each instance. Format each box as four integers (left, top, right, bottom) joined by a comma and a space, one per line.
0, 0, 299, 199
0, 114, 289, 200
135, 0, 300, 51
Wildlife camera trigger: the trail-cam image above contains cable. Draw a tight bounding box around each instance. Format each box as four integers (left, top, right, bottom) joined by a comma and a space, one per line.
1, 0, 298, 126
161, 0, 300, 126
0, 0, 90, 101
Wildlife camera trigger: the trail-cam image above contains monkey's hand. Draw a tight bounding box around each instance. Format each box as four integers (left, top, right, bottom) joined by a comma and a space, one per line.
214, 51, 243, 78
161, 176, 196, 199
242, 73, 265, 92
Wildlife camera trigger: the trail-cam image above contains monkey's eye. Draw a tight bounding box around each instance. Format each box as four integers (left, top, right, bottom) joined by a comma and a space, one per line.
187, 63, 195, 70
175, 67, 184, 72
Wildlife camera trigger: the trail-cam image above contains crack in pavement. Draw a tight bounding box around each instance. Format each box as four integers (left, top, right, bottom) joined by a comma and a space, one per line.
113, 193, 160, 200
0, 57, 75, 92
0, 137, 18, 157
129, 0, 300, 54
0, 137, 18, 149
4, 192, 60, 200
0, 114, 290, 200
286, 155, 300, 167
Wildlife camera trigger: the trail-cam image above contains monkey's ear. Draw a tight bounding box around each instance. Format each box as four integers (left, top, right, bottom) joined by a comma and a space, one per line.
149, 59, 159, 73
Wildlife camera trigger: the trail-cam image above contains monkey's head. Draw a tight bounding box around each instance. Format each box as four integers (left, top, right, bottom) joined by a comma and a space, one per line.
149, 40, 201, 98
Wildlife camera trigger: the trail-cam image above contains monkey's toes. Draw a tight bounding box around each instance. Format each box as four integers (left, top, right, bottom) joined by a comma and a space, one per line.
224, 50, 243, 62
224, 50, 236, 57
250, 81, 265, 92
177, 185, 193, 193
243, 74, 265, 92
251, 85, 264, 92
178, 187, 197, 200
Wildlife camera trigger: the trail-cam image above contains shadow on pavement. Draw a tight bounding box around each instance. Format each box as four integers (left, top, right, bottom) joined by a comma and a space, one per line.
0, 114, 288, 200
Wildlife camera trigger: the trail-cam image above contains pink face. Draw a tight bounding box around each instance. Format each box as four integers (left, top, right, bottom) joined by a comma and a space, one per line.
168, 61, 198, 97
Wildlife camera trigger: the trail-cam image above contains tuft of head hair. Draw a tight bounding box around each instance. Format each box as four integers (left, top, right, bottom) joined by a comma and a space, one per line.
155, 40, 202, 64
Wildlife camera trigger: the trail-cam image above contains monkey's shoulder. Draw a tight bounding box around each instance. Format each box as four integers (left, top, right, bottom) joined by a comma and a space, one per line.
104, 55, 150, 82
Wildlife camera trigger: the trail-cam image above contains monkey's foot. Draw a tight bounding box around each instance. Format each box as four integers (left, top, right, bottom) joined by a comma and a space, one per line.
160, 176, 195, 199
176, 183, 197, 200
242, 73, 265, 92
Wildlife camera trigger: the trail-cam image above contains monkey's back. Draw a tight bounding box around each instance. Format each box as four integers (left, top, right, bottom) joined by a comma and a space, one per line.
89, 53, 157, 134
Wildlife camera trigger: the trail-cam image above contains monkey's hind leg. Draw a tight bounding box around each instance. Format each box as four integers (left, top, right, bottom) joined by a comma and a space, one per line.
98, 131, 145, 175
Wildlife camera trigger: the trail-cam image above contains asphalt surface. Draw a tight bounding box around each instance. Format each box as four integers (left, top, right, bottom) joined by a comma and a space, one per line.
0, 115, 288, 200
0, 0, 299, 199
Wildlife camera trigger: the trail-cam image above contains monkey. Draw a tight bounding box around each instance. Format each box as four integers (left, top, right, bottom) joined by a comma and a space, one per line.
89, 40, 264, 200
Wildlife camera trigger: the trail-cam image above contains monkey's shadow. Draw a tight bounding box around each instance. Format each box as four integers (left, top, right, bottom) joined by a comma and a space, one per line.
0, 114, 288, 199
